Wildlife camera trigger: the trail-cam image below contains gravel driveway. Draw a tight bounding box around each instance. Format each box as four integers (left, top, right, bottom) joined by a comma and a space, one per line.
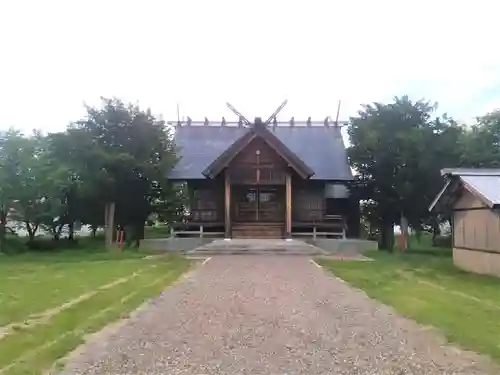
60, 256, 497, 375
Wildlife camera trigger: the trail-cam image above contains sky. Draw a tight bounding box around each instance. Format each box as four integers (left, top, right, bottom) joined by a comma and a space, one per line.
1, 0, 500, 134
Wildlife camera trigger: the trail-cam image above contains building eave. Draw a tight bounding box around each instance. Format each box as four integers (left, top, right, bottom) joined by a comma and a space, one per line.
202, 125, 315, 179
428, 179, 453, 212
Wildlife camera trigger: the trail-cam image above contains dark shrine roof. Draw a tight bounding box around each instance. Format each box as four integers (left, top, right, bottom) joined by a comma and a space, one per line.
169, 124, 353, 181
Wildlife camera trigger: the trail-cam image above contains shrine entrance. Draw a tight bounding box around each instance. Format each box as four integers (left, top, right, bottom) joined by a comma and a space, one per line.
232, 186, 285, 223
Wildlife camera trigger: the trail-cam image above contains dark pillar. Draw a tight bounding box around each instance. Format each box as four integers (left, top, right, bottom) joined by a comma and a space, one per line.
285, 172, 292, 238
346, 197, 361, 238
224, 171, 231, 239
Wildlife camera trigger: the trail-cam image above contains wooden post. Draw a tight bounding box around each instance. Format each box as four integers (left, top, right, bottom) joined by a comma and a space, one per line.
224, 171, 231, 239
400, 214, 409, 251
285, 172, 292, 238
118, 230, 124, 250
104, 202, 115, 249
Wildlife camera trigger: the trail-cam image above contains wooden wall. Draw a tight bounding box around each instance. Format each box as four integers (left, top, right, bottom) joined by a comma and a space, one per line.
452, 189, 500, 276
227, 137, 288, 185
454, 189, 487, 210
188, 178, 224, 223
187, 176, 355, 226
453, 189, 500, 252
453, 248, 500, 277
291, 180, 325, 222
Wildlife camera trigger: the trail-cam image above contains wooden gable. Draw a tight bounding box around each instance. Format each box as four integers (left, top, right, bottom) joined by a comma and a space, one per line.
453, 187, 488, 210
202, 123, 314, 180
226, 137, 289, 184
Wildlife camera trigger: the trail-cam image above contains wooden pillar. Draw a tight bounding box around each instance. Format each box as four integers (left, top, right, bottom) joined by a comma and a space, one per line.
400, 214, 408, 251
224, 171, 231, 239
104, 202, 115, 249
285, 172, 292, 238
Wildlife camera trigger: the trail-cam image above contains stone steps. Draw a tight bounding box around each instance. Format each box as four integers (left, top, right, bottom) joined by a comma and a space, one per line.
189, 239, 327, 256
232, 223, 284, 239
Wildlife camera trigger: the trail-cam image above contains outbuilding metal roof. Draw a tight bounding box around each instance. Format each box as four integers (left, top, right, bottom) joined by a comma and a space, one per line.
429, 169, 500, 211
460, 175, 500, 207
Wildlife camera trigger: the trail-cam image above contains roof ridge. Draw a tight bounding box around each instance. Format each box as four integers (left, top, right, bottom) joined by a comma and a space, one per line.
168, 119, 349, 127
442, 168, 500, 177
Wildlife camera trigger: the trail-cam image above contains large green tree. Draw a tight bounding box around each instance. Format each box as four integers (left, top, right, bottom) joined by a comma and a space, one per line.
55, 98, 179, 247
0, 130, 33, 250
461, 110, 500, 168
348, 96, 464, 250
0, 130, 70, 247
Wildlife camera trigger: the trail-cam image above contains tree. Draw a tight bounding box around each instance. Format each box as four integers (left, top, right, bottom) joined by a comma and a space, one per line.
461, 110, 500, 168
0, 131, 46, 246
0, 130, 27, 250
56, 98, 179, 248
348, 96, 464, 250
0, 98, 181, 252
0, 131, 76, 243
43, 132, 97, 240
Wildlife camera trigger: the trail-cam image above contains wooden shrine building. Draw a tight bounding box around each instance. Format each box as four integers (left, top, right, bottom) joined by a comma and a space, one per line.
168, 106, 359, 239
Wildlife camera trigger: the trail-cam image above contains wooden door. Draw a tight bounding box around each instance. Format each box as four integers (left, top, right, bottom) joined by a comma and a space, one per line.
233, 187, 258, 222
258, 187, 283, 221
233, 186, 284, 222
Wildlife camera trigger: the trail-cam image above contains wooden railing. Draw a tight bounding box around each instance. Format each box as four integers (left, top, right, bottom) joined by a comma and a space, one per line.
189, 209, 220, 223
291, 213, 346, 238
292, 208, 324, 222
323, 214, 345, 225
172, 209, 224, 238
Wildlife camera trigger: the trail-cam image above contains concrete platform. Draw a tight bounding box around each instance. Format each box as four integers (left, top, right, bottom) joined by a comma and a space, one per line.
140, 237, 378, 257
139, 237, 216, 252
189, 238, 328, 256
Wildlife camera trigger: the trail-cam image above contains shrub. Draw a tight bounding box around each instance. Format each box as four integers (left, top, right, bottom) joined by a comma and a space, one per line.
26, 238, 81, 252
3, 235, 28, 254
433, 235, 452, 248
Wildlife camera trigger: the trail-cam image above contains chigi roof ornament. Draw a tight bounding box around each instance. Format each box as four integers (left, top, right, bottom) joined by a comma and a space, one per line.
224, 100, 288, 128
168, 100, 349, 127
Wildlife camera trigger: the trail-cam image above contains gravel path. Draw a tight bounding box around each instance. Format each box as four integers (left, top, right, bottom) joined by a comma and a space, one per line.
60, 256, 498, 375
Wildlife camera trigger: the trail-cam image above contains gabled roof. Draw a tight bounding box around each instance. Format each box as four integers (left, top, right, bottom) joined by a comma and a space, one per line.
169, 124, 353, 181
429, 168, 500, 212
202, 123, 314, 179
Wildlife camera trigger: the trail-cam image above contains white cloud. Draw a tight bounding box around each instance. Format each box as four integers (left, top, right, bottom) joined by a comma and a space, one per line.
1, 0, 499, 132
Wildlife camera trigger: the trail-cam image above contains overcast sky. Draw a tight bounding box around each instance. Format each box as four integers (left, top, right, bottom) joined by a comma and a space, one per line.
1, 0, 499, 133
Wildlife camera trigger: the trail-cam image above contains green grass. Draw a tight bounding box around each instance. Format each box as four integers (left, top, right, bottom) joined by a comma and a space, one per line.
318, 248, 500, 362
0, 250, 190, 374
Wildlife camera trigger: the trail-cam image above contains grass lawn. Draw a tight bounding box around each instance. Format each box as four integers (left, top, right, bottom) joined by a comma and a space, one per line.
0, 249, 190, 375
318, 247, 500, 363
